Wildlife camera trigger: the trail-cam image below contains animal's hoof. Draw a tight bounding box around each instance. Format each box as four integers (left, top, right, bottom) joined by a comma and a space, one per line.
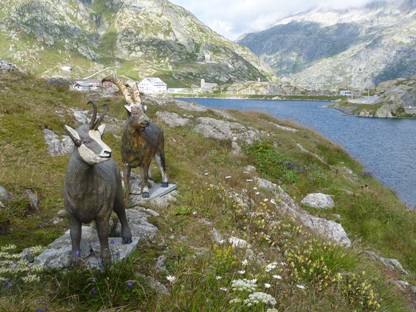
142, 192, 150, 198
122, 236, 133, 244
161, 182, 169, 188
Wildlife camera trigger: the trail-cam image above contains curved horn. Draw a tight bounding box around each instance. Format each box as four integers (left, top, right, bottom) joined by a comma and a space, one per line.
126, 81, 141, 104
88, 101, 97, 129
93, 103, 109, 129
102, 75, 134, 105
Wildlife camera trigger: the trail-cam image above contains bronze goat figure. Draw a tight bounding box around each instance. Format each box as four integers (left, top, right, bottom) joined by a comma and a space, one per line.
64, 102, 132, 267
102, 76, 169, 199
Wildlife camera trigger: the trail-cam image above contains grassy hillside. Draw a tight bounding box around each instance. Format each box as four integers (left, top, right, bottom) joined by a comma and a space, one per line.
0, 72, 415, 311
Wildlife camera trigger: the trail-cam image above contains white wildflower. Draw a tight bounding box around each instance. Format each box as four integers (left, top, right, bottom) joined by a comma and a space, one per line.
231, 279, 257, 292
166, 275, 176, 284
264, 283, 271, 288
238, 270, 246, 275
229, 298, 242, 304
22, 274, 40, 283
242, 259, 248, 266
255, 192, 260, 195
244, 292, 276, 306
225, 176, 232, 180
296, 284, 306, 290
263, 198, 269, 202
0, 244, 16, 252
272, 275, 282, 280
265, 262, 278, 272
220, 287, 228, 292
216, 276, 222, 280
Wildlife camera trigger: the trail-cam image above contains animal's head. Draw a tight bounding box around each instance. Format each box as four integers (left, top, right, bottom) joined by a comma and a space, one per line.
127, 104, 150, 130
64, 102, 112, 165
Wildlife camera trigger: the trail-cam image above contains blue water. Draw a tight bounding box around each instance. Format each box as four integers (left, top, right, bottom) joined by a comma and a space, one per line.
181, 98, 416, 208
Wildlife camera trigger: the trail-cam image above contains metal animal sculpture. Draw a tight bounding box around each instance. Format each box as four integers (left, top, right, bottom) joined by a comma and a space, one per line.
102, 76, 168, 199
64, 102, 132, 267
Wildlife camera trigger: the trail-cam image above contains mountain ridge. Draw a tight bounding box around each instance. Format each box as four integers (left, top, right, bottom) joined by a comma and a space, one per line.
0, 0, 274, 86
238, 0, 416, 91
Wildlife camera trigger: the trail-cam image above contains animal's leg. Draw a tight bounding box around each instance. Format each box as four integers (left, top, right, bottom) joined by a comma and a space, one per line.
122, 164, 131, 203
155, 151, 169, 187
95, 217, 112, 267
68, 214, 82, 266
113, 199, 132, 244
140, 164, 150, 198
148, 165, 154, 182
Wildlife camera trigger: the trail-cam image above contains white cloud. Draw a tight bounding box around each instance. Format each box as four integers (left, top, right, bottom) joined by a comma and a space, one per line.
170, 0, 373, 39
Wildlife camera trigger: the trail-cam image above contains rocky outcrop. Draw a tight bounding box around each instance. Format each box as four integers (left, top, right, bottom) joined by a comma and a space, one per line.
194, 117, 261, 144
239, 2, 416, 91
43, 129, 73, 156
156, 112, 191, 128
0, 60, 17, 72
332, 78, 416, 118
301, 193, 335, 209
366, 251, 408, 275
34, 208, 158, 269
0, 0, 272, 83
256, 178, 350, 247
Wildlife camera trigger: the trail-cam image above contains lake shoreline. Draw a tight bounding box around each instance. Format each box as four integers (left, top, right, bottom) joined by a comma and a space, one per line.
181, 97, 416, 209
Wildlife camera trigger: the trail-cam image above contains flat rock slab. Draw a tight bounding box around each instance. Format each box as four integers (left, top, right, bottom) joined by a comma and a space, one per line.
34, 208, 158, 270
129, 175, 177, 201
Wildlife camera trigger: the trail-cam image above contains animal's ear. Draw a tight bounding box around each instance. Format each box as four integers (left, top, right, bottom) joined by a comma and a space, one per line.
64, 125, 81, 146
97, 124, 106, 135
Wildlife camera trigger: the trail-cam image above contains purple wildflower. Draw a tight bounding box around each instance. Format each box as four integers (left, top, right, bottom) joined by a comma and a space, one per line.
127, 280, 135, 289
75, 250, 81, 257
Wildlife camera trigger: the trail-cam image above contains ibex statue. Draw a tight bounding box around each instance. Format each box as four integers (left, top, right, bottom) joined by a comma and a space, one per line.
64, 102, 132, 267
102, 76, 168, 199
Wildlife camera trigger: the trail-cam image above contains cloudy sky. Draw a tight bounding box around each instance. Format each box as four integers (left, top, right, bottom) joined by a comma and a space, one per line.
170, 0, 372, 40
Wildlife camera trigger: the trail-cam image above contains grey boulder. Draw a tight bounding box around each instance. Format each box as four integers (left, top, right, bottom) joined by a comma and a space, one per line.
301, 193, 335, 209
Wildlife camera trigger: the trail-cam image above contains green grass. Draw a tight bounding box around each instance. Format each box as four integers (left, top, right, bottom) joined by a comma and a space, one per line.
0, 72, 415, 311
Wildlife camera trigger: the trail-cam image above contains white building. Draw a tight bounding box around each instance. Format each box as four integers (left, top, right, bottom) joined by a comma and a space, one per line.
138, 77, 167, 94
201, 79, 218, 91
339, 89, 353, 97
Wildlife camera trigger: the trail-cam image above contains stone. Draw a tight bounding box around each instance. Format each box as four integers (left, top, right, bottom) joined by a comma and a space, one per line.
194, 117, 261, 144
24, 189, 40, 213
0, 186, 11, 202
156, 112, 191, 128
212, 228, 225, 244
57, 209, 67, 218
244, 165, 256, 174
34, 208, 158, 269
0, 60, 17, 72
20, 248, 35, 263
175, 101, 208, 112
211, 109, 237, 121
258, 177, 351, 247
129, 175, 177, 209
229, 236, 250, 249
231, 141, 242, 156
136, 273, 169, 295
366, 251, 408, 275
43, 129, 74, 156
155, 255, 167, 272
71, 109, 89, 124
301, 193, 335, 209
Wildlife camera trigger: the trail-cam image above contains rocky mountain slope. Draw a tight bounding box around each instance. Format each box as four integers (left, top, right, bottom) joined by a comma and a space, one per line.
1, 71, 416, 310
0, 0, 273, 86
238, 0, 416, 91
332, 77, 416, 117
